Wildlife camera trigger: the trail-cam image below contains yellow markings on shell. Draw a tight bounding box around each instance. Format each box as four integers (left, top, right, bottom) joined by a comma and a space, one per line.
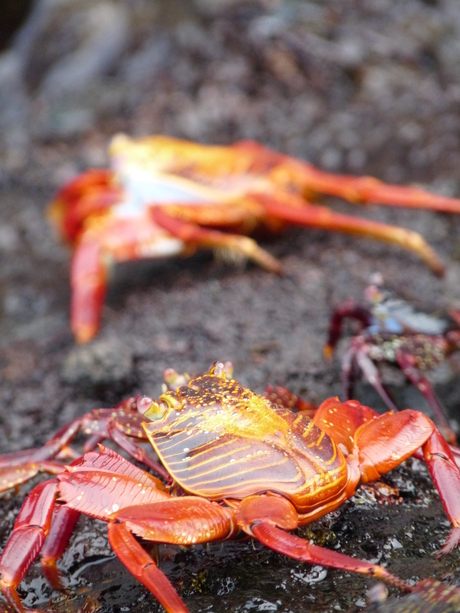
301, 419, 315, 439
322, 439, 339, 467
307, 429, 326, 449
145, 372, 348, 507
293, 414, 305, 428
174, 455, 290, 487
179, 385, 290, 444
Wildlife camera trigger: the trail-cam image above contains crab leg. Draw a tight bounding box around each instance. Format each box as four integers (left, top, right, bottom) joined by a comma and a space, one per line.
0, 404, 168, 494
323, 301, 382, 403
103, 420, 169, 478
108, 498, 235, 613
0, 480, 57, 610
0, 499, 80, 608
0, 419, 83, 492
108, 522, 189, 613
48, 169, 120, 243
324, 300, 374, 359
314, 399, 460, 552
79, 403, 170, 479
70, 214, 187, 343
70, 235, 109, 344
422, 428, 460, 553
329, 335, 407, 433
394, 346, 457, 445
253, 193, 445, 275
237, 494, 410, 591
0, 420, 81, 468
341, 342, 398, 410
151, 207, 282, 272
254, 521, 411, 588
152, 201, 261, 229
279, 155, 460, 213
40, 506, 80, 589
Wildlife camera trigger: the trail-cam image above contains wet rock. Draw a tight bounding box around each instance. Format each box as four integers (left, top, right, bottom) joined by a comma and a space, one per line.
365, 579, 460, 613
15, 0, 130, 96
0, 50, 30, 170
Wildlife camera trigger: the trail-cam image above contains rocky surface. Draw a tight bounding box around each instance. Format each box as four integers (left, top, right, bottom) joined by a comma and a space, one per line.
1, 0, 460, 611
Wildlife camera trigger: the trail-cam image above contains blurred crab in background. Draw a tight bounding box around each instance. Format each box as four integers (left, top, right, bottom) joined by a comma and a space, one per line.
325, 277, 460, 445
48, 134, 460, 343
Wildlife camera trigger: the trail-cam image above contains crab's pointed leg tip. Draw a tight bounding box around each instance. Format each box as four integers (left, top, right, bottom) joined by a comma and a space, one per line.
436, 526, 460, 558
73, 325, 98, 345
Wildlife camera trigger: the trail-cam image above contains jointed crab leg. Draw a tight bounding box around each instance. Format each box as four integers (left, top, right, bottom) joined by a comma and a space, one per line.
342, 341, 400, 411
0, 480, 57, 610
40, 506, 80, 589
48, 169, 121, 247
253, 193, 445, 275
252, 518, 411, 590
153, 192, 445, 275
229, 140, 460, 213
313, 398, 460, 552
0, 419, 82, 492
0, 402, 168, 494
151, 207, 282, 271
70, 214, 187, 343
108, 522, 190, 613
285, 159, 460, 213
394, 346, 456, 445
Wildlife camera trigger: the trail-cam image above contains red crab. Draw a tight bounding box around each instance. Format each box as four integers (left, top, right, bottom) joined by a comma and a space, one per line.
1, 363, 460, 613
0, 362, 315, 497
49, 134, 460, 343
325, 281, 460, 446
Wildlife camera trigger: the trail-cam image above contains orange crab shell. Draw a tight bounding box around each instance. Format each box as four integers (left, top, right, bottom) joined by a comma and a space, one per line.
143, 376, 347, 512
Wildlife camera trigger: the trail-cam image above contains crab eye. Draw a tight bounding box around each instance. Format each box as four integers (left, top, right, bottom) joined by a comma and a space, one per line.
163, 368, 191, 391
137, 396, 168, 421
137, 396, 153, 414
209, 361, 234, 379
